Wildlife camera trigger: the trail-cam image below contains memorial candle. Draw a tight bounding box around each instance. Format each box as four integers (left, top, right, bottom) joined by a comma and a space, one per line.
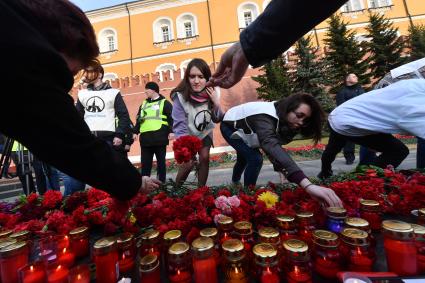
47, 264, 69, 283
168, 242, 192, 283
200, 227, 221, 266
139, 254, 160, 283
216, 215, 234, 245
68, 265, 90, 283
69, 227, 89, 259
192, 237, 218, 283
287, 266, 312, 283
276, 215, 297, 242
93, 237, 119, 283
233, 221, 254, 253
296, 212, 316, 246
57, 247, 75, 268
311, 230, 341, 279
283, 239, 312, 283
253, 243, 280, 283
222, 239, 249, 283
117, 233, 136, 274
140, 229, 161, 258
340, 228, 373, 272
412, 223, 425, 274
326, 207, 347, 233
18, 261, 47, 283
0, 241, 29, 283
359, 199, 381, 231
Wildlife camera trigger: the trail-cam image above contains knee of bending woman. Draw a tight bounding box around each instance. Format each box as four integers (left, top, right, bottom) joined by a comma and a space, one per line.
247, 152, 263, 166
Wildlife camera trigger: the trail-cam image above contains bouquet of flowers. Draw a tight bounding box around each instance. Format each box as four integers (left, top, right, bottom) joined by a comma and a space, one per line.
172, 135, 202, 164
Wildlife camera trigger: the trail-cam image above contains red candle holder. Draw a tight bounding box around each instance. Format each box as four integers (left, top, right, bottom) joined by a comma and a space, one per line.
57, 235, 69, 250
283, 239, 312, 283
344, 217, 377, 258
46, 264, 69, 283
57, 247, 75, 269
216, 215, 234, 245
93, 237, 119, 283
412, 223, 425, 274
382, 220, 417, 276
69, 227, 89, 259
192, 237, 218, 283
276, 215, 298, 242
0, 241, 29, 283
296, 212, 316, 246
139, 254, 161, 283
140, 229, 161, 258
359, 199, 382, 231
340, 228, 373, 272
222, 239, 249, 283
163, 230, 182, 272
68, 264, 91, 283
18, 261, 47, 283
200, 227, 220, 266
168, 242, 192, 283
253, 243, 280, 283
117, 232, 136, 274
311, 230, 341, 279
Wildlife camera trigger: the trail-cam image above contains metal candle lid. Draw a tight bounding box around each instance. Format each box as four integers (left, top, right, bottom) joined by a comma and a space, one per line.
69, 226, 89, 239
345, 217, 370, 228
382, 220, 414, 240
312, 230, 339, 248
117, 233, 134, 249
340, 228, 369, 246
0, 230, 13, 238
0, 238, 17, 249
200, 227, 218, 238
419, 208, 425, 216
253, 243, 277, 258
234, 221, 253, 235
296, 211, 314, 218
411, 224, 425, 235
93, 237, 117, 255
0, 241, 27, 258
168, 242, 190, 255
326, 207, 347, 219
163, 230, 182, 241
192, 237, 214, 252
139, 254, 159, 272
222, 239, 244, 252
217, 215, 233, 225
360, 199, 380, 211
10, 230, 30, 240
283, 239, 308, 253
259, 227, 279, 239
141, 229, 160, 240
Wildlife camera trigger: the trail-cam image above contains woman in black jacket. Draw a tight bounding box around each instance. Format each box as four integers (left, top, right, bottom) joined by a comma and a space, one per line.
221, 93, 342, 207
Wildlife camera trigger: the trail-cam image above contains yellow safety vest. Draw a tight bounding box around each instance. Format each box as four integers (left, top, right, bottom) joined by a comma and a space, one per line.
11, 141, 26, 151
139, 99, 169, 133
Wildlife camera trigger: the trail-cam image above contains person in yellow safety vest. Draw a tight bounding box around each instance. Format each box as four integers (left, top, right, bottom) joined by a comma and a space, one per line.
134, 82, 173, 182
11, 141, 36, 194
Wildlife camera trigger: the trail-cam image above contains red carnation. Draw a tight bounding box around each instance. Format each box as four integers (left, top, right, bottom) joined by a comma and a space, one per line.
173, 136, 202, 164
42, 190, 63, 210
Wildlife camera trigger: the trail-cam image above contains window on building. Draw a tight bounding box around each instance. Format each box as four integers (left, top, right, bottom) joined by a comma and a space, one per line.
341, 0, 363, 12
99, 28, 117, 53
184, 22, 193, 37
244, 11, 253, 27
237, 3, 259, 30
161, 25, 171, 42
369, 0, 392, 8
156, 64, 177, 82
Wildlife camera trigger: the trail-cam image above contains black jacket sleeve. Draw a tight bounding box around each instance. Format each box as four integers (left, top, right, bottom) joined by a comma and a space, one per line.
336, 89, 345, 106
247, 115, 304, 179
114, 93, 131, 138
0, 1, 141, 200
75, 99, 85, 118
164, 100, 174, 133
134, 105, 142, 134
240, 0, 347, 67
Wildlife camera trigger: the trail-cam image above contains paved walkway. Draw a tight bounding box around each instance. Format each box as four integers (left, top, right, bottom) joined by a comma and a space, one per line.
0, 151, 418, 201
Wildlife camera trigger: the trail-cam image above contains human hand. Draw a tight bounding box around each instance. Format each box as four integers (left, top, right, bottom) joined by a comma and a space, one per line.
140, 176, 161, 194
205, 87, 220, 106
305, 184, 343, 207
207, 42, 249, 89
113, 137, 123, 146
168, 133, 175, 140
279, 172, 289, 184
132, 134, 138, 141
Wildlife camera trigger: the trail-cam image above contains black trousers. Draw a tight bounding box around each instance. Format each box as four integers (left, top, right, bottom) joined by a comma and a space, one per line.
321, 128, 409, 173
141, 145, 167, 182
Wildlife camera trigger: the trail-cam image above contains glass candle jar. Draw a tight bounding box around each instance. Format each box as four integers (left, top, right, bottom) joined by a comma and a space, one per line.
216, 215, 234, 245
139, 254, 160, 283
140, 229, 161, 258
69, 227, 89, 259
168, 242, 192, 283
359, 199, 382, 231
283, 239, 312, 283
311, 230, 341, 279
163, 230, 182, 271
192, 237, 218, 283
0, 230, 13, 239
18, 260, 47, 283
93, 237, 119, 283
418, 208, 425, 226
0, 241, 29, 283
345, 217, 376, 258
340, 228, 373, 272
296, 212, 316, 246
0, 238, 17, 282
200, 227, 220, 265
276, 215, 298, 242
233, 221, 254, 253
326, 207, 347, 233
222, 239, 249, 283
412, 223, 425, 275
382, 220, 417, 276
46, 263, 69, 283
117, 232, 136, 275
10, 230, 31, 251
57, 247, 75, 269
253, 243, 280, 283
68, 264, 91, 283
258, 227, 282, 267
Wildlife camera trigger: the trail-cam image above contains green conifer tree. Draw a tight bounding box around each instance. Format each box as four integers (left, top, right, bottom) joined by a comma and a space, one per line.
408, 24, 425, 61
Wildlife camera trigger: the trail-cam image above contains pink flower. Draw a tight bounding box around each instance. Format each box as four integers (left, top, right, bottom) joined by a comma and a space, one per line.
227, 196, 241, 208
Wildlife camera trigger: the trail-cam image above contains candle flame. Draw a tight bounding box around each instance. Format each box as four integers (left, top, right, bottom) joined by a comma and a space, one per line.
30, 265, 34, 271
77, 274, 81, 280
234, 267, 239, 274
122, 253, 126, 260
356, 247, 362, 255
177, 269, 181, 275
294, 266, 300, 274
57, 265, 62, 271
63, 248, 67, 253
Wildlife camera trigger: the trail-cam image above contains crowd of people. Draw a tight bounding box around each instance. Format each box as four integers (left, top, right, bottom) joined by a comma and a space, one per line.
1, 0, 424, 209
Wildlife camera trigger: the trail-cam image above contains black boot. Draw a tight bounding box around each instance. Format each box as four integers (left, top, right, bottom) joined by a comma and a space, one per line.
317, 170, 333, 180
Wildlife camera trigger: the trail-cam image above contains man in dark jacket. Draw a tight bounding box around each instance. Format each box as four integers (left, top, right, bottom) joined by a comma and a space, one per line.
134, 82, 173, 182
335, 73, 365, 164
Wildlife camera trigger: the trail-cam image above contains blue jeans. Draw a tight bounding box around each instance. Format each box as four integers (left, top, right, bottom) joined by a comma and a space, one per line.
59, 171, 85, 196
220, 123, 263, 187
359, 146, 377, 165
417, 137, 425, 168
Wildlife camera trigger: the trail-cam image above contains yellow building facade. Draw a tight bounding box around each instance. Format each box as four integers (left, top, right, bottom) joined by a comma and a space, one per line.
87, 0, 425, 80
